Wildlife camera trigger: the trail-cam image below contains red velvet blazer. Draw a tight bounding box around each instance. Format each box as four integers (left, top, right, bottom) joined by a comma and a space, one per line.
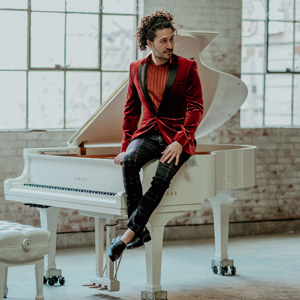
120, 54, 204, 155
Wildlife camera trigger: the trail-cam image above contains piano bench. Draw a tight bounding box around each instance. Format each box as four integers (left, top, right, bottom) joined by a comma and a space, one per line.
0, 221, 51, 300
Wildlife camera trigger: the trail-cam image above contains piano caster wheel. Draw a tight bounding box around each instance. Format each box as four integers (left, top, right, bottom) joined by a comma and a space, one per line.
59, 276, 65, 285
48, 277, 55, 286
219, 267, 225, 276
230, 266, 236, 275
52, 276, 59, 283
43, 276, 47, 284
216, 266, 236, 276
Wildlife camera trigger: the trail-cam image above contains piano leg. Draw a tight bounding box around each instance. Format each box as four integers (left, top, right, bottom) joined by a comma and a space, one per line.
90, 218, 120, 291
95, 218, 105, 278
142, 212, 182, 300
38, 207, 63, 284
207, 190, 237, 276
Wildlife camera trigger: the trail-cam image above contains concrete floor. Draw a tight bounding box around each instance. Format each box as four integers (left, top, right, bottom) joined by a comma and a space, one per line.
4, 232, 300, 300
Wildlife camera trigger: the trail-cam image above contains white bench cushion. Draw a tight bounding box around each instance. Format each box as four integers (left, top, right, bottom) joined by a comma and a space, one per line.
0, 221, 50, 261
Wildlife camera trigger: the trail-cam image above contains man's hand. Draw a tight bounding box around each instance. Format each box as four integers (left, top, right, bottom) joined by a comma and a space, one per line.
160, 141, 183, 166
114, 152, 126, 165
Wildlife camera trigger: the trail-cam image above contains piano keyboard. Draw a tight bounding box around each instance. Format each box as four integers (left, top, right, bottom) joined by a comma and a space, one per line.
23, 183, 116, 196
7, 183, 127, 213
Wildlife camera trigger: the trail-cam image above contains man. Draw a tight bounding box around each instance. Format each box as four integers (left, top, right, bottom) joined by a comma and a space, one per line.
108, 10, 204, 261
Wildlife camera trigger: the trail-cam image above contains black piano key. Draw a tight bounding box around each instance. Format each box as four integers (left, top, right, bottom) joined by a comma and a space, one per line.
23, 183, 117, 196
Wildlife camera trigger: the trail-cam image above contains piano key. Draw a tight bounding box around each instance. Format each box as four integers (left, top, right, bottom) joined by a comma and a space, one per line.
23, 183, 117, 196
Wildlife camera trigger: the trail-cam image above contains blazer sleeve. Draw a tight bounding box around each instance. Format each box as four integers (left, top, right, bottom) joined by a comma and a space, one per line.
173, 60, 204, 147
120, 63, 141, 152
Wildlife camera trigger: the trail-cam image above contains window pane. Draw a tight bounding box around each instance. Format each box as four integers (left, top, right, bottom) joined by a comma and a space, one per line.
268, 43, 293, 72
268, 22, 293, 72
294, 23, 300, 70
265, 74, 292, 126
102, 72, 128, 102
295, 44, 300, 71
66, 72, 100, 128
269, 21, 293, 39
102, 0, 136, 14
240, 75, 264, 127
242, 21, 265, 73
66, 14, 99, 68
28, 72, 64, 129
31, 13, 65, 68
269, 0, 293, 21
0, 11, 27, 69
67, 0, 99, 12
294, 75, 300, 125
242, 0, 266, 20
296, 0, 300, 21
31, 0, 65, 11
102, 15, 136, 71
0, 0, 27, 9
0, 72, 26, 129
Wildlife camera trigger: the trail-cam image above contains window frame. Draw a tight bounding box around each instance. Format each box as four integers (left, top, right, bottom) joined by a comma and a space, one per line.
0, 0, 139, 130
241, 0, 300, 127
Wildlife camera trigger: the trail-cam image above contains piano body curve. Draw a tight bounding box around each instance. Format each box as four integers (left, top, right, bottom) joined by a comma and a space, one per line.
4, 31, 256, 299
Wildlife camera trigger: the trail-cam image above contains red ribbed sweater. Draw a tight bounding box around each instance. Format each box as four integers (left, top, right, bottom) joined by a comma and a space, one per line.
146, 60, 169, 111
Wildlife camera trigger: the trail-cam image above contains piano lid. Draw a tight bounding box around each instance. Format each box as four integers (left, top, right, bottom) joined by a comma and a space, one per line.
68, 31, 248, 147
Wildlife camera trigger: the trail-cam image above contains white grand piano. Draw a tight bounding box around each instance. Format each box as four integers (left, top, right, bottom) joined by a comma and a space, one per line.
4, 31, 256, 300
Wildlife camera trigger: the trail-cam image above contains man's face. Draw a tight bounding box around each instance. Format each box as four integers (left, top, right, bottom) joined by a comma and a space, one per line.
147, 27, 174, 62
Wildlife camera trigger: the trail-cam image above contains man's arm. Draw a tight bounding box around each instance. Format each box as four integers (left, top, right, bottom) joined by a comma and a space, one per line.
160, 60, 203, 166
160, 141, 183, 166
120, 63, 141, 153
172, 60, 204, 148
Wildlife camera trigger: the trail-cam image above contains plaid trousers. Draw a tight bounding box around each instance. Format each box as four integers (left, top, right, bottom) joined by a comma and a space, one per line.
122, 132, 190, 235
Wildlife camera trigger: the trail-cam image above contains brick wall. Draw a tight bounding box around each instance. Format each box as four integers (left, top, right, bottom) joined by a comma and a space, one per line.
1, 0, 299, 248
145, 0, 300, 231
0, 131, 95, 234
144, 0, 242, 75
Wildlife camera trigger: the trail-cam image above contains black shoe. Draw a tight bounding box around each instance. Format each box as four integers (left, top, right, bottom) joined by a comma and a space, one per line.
126, 229, 151, 249
108, 240, 126, 262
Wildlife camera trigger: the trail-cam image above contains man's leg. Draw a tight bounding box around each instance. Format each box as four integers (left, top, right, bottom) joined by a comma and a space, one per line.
108, 134, 189, 261
122, 135, 162, 217
126, 149, 190, 235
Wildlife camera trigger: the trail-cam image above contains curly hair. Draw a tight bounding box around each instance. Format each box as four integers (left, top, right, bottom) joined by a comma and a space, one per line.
136, 10, 177, 51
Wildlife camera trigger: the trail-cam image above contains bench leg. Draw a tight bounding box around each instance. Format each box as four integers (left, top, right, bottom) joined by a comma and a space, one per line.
4, 267, 8, 298
0, 262, 8, 300
35, 257, 45, 300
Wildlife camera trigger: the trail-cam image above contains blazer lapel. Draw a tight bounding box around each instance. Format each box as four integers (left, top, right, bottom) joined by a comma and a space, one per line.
139, 62, 157, 115
157, 56, 179, 116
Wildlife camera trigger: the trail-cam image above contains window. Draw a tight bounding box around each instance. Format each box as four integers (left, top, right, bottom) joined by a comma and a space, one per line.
241, 0, 300, 127
0, 0, 139, 130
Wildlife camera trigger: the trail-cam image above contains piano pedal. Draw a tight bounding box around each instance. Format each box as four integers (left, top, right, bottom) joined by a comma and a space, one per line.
83, 284, 101, 289
82, 284, 95, 287
98, 285, 108, 290
83, 283, 108, 290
